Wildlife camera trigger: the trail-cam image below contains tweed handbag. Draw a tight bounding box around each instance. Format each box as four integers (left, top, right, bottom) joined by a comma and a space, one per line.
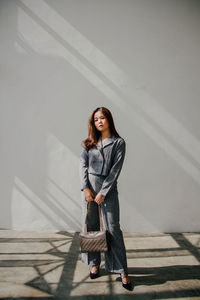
79, 202, 110, 252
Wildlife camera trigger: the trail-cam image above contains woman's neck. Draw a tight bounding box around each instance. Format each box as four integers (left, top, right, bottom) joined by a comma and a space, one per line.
101, 129, 111, 141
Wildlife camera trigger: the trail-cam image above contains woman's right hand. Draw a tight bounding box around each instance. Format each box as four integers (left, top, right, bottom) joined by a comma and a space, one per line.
83, 188, 94, 202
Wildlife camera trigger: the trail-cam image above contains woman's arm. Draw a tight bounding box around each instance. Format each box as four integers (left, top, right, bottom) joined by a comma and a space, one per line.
79, 148, 94, 202
79, 148, 90, 191
99, 139, 126, 197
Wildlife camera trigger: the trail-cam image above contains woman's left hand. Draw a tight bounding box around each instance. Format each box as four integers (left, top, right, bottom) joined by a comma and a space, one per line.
94, 193, 105, 205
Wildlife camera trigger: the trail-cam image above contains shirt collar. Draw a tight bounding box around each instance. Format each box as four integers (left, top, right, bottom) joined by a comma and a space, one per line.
97, 134, 116, 148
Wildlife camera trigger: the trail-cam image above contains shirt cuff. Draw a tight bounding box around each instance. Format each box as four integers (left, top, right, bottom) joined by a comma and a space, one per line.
81, 186, 89, 191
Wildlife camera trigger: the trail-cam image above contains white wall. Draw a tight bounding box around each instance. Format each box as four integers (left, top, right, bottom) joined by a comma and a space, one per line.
0, 0, 200, 232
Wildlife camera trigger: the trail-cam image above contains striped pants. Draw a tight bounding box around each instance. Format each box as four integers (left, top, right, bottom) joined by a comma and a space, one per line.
81, 174, 128, 274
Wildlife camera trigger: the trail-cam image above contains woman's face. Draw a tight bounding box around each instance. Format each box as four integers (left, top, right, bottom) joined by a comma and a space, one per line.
94, 110, 110, 132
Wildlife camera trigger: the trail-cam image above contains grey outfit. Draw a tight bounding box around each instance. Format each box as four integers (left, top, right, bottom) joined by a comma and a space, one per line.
79, 134, 128, 274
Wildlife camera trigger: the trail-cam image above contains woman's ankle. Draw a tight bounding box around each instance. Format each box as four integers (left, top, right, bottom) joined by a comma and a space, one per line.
120, 273, 130, 284
90, 265, 99, 274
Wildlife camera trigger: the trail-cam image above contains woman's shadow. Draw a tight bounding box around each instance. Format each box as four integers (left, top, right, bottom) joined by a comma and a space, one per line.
100, 264, 200, 293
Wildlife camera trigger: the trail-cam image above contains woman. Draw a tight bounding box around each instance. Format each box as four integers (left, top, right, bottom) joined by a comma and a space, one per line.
79, 107, 132, 290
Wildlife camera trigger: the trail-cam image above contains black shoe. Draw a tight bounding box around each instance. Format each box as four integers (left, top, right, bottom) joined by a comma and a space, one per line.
90, 266, 99, 279
122, 281, 132, 291
120, 274, 133, 291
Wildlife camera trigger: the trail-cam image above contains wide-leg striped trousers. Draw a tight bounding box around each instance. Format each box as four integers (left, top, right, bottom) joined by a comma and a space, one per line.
81, 173, 128, 274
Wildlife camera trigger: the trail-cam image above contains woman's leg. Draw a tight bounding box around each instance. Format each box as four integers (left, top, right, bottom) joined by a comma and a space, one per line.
101, 189, 128, 274
81, 199, 101, 267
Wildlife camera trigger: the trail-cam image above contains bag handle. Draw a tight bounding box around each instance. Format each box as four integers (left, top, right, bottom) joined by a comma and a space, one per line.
83, 202, 103, 233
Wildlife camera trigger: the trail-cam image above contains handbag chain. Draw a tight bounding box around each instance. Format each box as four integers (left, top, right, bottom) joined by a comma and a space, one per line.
83, 202, 103, 233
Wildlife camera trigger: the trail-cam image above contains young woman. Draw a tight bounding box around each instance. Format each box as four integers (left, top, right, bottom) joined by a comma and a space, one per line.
79, 107, 132, 290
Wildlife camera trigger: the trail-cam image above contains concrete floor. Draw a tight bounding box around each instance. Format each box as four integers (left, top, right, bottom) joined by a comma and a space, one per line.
0, 231, 200, 299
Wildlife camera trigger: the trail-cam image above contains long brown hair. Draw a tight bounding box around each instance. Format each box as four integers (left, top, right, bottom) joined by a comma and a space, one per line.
81, 107, 121, 151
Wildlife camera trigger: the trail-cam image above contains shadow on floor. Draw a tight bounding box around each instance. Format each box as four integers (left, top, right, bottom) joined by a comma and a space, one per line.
1, 232, 200, 299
